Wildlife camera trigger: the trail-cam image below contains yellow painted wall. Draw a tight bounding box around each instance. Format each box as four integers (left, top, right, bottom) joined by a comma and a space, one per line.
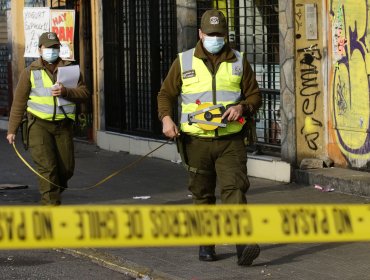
213, 0, 235, 31
328, 0, 370, 169
294, 0, 325, 162
90, 0, 103, 140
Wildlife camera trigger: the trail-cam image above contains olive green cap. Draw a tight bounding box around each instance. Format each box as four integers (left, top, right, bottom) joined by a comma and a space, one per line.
38, 32, 61, 48
200, 9, 227, 36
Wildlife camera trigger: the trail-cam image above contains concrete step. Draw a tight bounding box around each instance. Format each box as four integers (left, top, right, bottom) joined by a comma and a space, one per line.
97, 130, 292, 183
247, 154, 291, 182
295, 167, 370, 197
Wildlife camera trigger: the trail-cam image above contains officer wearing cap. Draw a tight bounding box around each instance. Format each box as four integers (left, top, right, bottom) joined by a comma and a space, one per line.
6, 32, 90, 205
157, 10, 262, 265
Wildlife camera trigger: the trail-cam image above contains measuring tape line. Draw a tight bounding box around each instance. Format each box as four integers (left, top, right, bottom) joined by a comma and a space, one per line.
0, 204, 369, 249
12, 140, 169, 191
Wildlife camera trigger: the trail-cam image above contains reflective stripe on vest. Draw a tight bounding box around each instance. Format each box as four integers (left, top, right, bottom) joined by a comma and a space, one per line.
179, 48, 244, 137
27, 70, 76, 121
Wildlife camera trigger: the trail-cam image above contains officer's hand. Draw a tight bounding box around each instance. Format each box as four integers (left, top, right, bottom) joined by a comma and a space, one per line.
162, 116, 179, 139
7, 133, 15, 144
222, 104, 243, 121
51, 82, 66, 97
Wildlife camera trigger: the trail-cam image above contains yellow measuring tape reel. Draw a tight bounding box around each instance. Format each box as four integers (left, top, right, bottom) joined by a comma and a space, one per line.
192, 103, 225, 130
0, 204, 369, 249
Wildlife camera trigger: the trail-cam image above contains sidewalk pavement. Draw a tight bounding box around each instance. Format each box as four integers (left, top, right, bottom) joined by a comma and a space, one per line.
1, 129, 370, 280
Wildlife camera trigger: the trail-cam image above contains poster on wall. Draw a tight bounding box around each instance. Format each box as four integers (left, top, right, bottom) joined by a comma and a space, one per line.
23, 7, 50, 58
50, 9, 75, 61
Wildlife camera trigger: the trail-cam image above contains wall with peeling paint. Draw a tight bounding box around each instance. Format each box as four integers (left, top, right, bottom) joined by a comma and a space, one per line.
328, 0, 370, 169
279, 0, 296, 165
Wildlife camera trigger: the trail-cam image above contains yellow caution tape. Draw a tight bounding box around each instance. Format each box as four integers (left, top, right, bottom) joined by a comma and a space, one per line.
0, 204, 369, 249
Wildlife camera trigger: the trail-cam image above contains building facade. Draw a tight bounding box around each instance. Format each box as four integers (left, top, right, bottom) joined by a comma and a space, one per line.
2, 0, 369, 179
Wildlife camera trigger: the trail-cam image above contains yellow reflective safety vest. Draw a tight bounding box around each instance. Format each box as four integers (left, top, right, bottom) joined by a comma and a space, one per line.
27, 69, 76, 121
179, 48, 244, 137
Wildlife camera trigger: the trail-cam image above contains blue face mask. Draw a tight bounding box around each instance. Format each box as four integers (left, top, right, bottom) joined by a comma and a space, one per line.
203, 36, 225, 54
41, 48, 60, 63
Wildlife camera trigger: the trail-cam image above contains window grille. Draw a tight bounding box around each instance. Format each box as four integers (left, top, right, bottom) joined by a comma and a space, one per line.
103, 0, 177, 137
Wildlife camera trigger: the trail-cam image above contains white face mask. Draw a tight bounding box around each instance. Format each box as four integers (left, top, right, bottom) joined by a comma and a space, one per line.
41, 48, 60, 63
203, 36, 225, 54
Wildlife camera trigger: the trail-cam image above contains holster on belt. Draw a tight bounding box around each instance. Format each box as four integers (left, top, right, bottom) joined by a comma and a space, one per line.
20, 113, 36, 150
20, 114, 29, 150
175, 133, 213, 175
175, 133, 187, 165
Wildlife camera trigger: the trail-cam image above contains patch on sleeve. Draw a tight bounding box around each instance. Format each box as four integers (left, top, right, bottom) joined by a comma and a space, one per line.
232, 65, 242, 76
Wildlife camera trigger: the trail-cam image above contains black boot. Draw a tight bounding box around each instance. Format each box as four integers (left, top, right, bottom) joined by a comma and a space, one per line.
236, 244, 260, 266
199, 245, 217, 261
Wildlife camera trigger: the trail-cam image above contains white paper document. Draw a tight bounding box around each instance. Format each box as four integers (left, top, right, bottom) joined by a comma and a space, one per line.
57, 65, 80, 88
56, 65, 80, 106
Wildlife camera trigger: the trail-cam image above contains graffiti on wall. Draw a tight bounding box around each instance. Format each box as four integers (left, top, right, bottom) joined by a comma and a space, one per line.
295, 4, 303, 37
297, 44, 323, 150
330, 0, 370, 168
295, 1, 324, 155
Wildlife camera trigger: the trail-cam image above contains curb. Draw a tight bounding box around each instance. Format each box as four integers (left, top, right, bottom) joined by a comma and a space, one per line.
58, 248, 186, 280
295, 167, 370, 197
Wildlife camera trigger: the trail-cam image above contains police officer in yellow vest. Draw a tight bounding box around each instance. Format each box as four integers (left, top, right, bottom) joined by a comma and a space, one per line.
6, 32, 90, 205
157, 10, 262, 266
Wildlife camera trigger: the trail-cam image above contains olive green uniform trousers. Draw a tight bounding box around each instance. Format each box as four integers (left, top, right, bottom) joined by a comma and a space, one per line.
28, 116, 74, 205
184, 134, 250, 205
